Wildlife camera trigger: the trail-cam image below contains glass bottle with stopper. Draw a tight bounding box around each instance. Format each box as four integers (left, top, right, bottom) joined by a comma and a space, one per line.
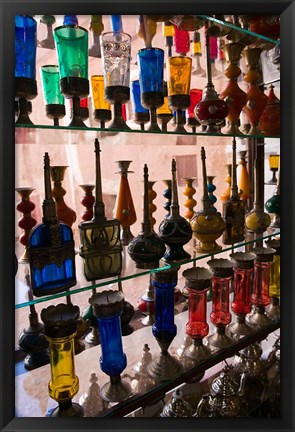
27, 152, 76, 297
158, 159, 192, 263
79, 139, 122, 281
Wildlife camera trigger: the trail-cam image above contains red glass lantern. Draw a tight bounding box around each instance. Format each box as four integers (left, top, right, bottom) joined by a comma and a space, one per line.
229, 252, 256, 337
247, 247, 275, 327
186, 88, 203, 132
182, 267, 212, 361
206, 259, 234, 349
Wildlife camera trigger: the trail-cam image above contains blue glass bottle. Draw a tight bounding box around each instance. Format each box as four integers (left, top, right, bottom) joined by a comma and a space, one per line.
15, 15, 37, 79
28, 153, 76, 297
89, 290, 131, 402
110, 15, 123, 32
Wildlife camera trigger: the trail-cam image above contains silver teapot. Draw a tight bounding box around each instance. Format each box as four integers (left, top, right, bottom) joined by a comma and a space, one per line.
194, 365, 246, 417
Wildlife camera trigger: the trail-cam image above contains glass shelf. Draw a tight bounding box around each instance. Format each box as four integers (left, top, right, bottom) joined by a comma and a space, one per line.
15, 123, 280, 145
15, 228, 280, 309
198, 14, 280, 46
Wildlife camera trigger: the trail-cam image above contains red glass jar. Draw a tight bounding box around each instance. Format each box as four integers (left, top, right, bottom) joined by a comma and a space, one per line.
207, 259, 234, 327
232, 267, 253, 315
251, 247, 275, 308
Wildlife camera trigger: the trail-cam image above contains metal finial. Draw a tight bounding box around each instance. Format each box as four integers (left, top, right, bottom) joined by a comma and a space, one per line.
142, 164, 152, 235
93, 139, 105, 220
171, 158, 179, 216
231, 137, 239, 199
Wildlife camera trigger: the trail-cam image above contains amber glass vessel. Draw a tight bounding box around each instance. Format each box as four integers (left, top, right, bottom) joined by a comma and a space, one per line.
259, 85, 280, 137
237, 151, 251, 204
114, 160, 137, 246
220, 42, 247, 135
242, 47, 268, 136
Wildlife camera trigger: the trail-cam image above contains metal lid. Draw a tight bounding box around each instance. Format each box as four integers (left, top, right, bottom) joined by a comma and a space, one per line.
151, 266, 180, 285
89, 290, 124, 318
160, 389, 194, 417
41, 303, 80, 338
252, 247, 276, 262
211, 366, 238, 397
265, 238, 280, 254
182, 267, 212, 290
230, 252, 256, 269
207, 258, 234, 278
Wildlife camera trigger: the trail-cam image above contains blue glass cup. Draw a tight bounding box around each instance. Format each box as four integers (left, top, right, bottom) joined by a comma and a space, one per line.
137, 47, 164, 132
89, 290, 132, 402
146, 268, 183, 381
15, 15, 38, 125
130, 80, 150, 130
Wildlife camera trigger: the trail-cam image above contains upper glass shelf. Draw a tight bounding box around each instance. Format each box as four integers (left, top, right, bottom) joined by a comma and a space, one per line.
198, 14, 280, 46
15, 124, 280, 145
15, 228, 280, 309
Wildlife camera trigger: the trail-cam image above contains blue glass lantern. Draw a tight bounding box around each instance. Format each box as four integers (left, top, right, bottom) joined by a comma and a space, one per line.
146, 268, 183, 381
15, 15, 38, 125
89, 290, 132, 403
130, 80, 150, 130
137, 47, 164, 132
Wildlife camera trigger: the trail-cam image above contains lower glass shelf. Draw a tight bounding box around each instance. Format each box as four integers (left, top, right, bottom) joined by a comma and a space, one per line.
15, 308, 280, 418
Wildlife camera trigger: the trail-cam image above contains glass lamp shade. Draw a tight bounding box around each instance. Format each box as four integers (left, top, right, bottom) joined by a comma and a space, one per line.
167, 56, 192, 96
130, 80, 149, 113
15, 15, 37, 79
137, 48, 164, 95
54, 25, 88, 80
90, 75, 111, 126
231, 267, 253, 316
174, 26, 190, 55
269, 254, 280, 298
210, 275, 232, 326
100, 31, 131, 88
252, 262, 272, 308
186, 285, 210, 339
40, 65, 64, 105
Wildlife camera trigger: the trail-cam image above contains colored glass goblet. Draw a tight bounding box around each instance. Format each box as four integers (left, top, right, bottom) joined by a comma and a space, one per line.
40, 65, 65, 126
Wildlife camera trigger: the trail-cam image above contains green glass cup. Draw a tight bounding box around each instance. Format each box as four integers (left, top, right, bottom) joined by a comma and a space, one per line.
40, 65, 65, 126
54, 25, 89, 127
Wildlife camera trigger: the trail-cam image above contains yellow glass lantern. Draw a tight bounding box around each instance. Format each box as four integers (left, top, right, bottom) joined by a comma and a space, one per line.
167, 56, 192, 96
90, 75, 111, 127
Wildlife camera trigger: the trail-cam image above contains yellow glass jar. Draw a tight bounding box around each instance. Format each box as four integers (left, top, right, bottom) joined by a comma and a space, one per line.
167, 56, 192, 95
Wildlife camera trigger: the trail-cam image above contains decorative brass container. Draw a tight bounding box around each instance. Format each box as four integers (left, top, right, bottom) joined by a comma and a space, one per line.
190, 147, 225, 253
245, 159, 271, 233
222, 138, 245, 244
79, 139, 122, 281
158, 159, 192, 263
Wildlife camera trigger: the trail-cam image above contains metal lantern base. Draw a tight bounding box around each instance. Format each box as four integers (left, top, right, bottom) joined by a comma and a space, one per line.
228, 315, 254, 338
246, 307, 273, 327
205, 327, 234, 350
185, 339, 212, 362
49, 400, 84, 417
265, 297, 280, 321
100, 375, 132, 403
147, 351, 183, 381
